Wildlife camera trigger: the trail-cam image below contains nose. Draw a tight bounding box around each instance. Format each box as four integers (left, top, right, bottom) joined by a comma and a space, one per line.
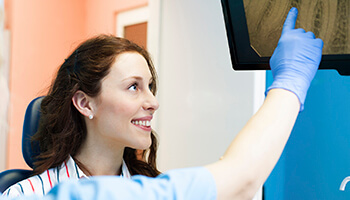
143, 90, 159, 113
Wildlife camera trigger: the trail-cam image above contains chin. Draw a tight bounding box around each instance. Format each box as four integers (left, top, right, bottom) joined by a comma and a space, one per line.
139, 143, 152, 150
134, 140, 152, 150
138, 142, 151, 150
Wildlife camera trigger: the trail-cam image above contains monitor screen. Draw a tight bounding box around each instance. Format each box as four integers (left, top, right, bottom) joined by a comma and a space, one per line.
221, 0, 350, 75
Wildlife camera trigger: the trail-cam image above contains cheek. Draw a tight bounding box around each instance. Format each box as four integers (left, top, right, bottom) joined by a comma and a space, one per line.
100, 98, 138, 120
96, 101, 135, 134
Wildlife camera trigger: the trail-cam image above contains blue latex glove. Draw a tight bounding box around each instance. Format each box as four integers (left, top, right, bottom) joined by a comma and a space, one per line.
266, 7, 323, 111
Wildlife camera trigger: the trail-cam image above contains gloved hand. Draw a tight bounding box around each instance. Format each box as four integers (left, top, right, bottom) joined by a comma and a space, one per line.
266, 7, 323, 111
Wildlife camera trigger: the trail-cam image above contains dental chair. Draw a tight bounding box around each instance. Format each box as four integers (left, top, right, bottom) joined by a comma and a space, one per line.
0, 96, 43, 192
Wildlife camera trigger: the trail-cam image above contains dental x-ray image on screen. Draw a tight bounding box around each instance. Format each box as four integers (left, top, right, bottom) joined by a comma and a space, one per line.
221, 0, 350, 75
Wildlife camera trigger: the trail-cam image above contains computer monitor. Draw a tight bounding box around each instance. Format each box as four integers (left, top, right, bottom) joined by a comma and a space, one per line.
221, 0, 350, 75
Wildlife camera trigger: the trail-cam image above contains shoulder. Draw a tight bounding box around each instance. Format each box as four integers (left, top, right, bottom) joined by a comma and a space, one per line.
3, 157, 83, 197
2, 167, 58, 197
57, 166, 217, 199
2, 176, 37, 197
2, 182, 22, 198
138, 167, 217, 199
25, 167, 216, 200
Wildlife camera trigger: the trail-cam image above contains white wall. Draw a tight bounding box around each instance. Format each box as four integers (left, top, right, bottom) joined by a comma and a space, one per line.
150, 0, 261, 171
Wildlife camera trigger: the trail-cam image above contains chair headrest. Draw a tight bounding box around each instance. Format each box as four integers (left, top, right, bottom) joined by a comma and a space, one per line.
22, 96, 44, 169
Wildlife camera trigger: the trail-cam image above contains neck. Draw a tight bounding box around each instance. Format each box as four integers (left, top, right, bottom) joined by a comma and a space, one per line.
75, 133, 125, 176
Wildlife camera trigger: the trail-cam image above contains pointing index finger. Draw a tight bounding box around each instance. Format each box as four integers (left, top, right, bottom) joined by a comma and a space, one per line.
282, 7, 298, 34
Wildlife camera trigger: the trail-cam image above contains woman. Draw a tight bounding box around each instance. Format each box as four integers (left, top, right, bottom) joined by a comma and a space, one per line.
3, 7, 323, 199
4, 35, 161, 196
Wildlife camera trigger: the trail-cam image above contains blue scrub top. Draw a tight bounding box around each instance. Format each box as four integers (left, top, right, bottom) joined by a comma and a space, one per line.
2, 167, 217, 200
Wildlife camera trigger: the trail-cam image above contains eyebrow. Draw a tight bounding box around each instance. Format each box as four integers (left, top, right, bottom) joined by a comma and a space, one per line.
122, 76, 153, 83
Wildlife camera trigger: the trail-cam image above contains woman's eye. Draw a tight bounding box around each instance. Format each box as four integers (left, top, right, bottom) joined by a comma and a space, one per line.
128, 83, 138, 91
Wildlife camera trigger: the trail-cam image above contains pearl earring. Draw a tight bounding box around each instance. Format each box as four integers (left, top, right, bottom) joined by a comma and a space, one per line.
89, 114, 93, 119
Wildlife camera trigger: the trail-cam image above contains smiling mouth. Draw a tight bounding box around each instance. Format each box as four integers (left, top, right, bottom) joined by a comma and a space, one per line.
131, 120, 152, 131
131, 120, 151, 126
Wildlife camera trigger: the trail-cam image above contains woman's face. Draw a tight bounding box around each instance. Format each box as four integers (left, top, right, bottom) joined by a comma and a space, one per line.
92, 52, 159, 150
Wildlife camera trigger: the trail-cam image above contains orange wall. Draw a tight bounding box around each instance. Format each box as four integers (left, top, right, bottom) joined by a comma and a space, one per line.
6, 0, 86, 169
6, 0, 147, 169
85, 0, 148, 36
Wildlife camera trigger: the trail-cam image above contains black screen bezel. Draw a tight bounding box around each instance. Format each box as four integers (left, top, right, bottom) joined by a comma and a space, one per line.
221, 0, 350, 75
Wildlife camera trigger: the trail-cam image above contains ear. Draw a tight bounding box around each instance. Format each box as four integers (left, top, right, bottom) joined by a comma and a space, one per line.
72, 90, 94, 118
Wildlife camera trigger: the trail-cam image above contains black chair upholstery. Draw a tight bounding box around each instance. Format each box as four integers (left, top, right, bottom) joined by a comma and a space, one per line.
22, 96, 42, 168
0, 170, 33, 192
0, 96, 43, 192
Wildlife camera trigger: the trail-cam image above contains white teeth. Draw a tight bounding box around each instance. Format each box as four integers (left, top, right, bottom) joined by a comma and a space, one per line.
132, 120, 151, 126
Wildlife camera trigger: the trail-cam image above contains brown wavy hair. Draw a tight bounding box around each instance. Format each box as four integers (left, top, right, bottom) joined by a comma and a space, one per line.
32, 34, 160, 177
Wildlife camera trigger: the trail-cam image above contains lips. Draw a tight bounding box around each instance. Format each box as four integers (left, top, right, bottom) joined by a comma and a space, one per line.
131, 116, 153, 131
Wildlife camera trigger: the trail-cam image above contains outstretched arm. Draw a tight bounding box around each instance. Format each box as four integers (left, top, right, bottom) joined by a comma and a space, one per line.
206, 89, 299, 199
206, 7, 323, 200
